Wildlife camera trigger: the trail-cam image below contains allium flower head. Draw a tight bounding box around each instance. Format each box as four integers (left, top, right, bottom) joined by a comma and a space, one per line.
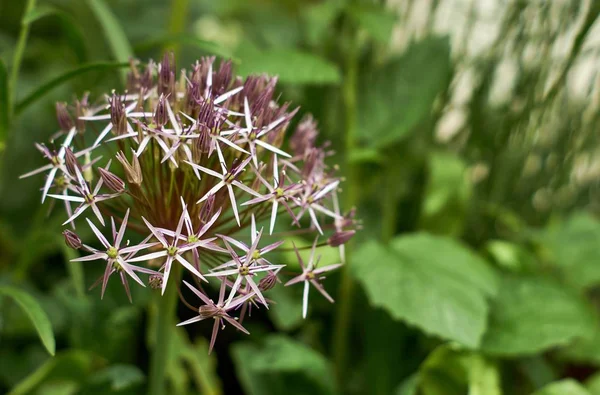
22, 55, 356, 350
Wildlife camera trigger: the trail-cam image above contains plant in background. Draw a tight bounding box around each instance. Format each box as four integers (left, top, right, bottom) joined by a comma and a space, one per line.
20, 54, 355, 389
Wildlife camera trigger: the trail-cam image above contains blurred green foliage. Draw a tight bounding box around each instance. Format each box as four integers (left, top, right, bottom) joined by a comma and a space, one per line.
2, 0, 600, 394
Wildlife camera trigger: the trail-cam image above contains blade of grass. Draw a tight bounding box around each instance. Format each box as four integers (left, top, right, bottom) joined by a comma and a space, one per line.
0, 286, 55, 356
22, 5, 88, 62
134, 34, 237, 62
166, 0, 190, 59
15, 62, 129, 115
86, 0, 133, 83
8, 0, 37, 118
0, 59, 8, 145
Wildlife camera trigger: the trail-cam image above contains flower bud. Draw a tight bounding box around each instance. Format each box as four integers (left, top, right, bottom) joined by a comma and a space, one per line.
64, 147, 81, 176
148, 274, 163, 289
258, 271, 278, 291
74, 98, 87, 134
154, 94, 168, 127
158, 52, 176, 98
109, 94, 127, 135
98, 167, 125, 193
56, 102, 73, 132
327, 230, 355, 247
116, 150, 143, 185
199, 195, 215, 224
63, 229, 82, 249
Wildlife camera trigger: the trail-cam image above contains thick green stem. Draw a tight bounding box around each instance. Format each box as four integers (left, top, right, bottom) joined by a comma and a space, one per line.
381, 166, 399, 244
148, 265, 181, 395
165, 0, 190, 59
332, 26, 359, 387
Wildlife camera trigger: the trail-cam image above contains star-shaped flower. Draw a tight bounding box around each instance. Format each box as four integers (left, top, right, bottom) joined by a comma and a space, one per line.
48, 163, 121, 226
20, 128, 79, 202
185, 156, 262, 226
242, 156, 302, 234
71, 209, 159, 301
177, 280, 252, 354
284, 237, 342, 318
295, 179, 341, 234
206, 227, 284, 308
128, 204, 213, 294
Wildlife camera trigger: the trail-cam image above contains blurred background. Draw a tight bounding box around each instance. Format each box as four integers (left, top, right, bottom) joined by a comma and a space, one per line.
3, 0, 600, 394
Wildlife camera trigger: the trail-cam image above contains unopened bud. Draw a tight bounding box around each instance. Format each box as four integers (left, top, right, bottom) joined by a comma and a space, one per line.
64, 147, 80, 176
56, 102, 73, 132
109, 94, 127, 135
98, 167, 125, 193
328, 230, 355, 247
199, 195, 215, 224
74, 99, 87, 134
148, 274, 163, 289
116, 150, 143, 185
63, 230, 82, 249
154, 94, 168, 127
158, 52, 176, 98
258, 271, 278, 291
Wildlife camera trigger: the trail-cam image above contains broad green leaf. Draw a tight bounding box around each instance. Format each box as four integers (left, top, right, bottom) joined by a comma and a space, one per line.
90, 364, 145, 391
86, 0, 133, 82
237, 50, 341, 85
267, 284, 303, 331
347, 4, 398, 44
302, 2, 343, 46
15, 62, 129, 115
359, 36, 451, 147
232, 335, 335, 395
134, 34, 235, 61
352, 234, 498, 348
22, 5, 87, 62
0, 286, 55, 356
481, 275, 596, 356
531, 379, 591, 395
559, 329, 600, 366
537, 212, 600, 290
396, 374, 419, 395
418, 344, 501, 395
0, 59, 8, 143
8, 350, 98, 395
585, 373, 600, 394
419, 152, 471, 236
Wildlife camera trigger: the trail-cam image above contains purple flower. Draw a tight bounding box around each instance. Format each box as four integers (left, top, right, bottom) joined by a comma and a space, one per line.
285, 237, 342, 318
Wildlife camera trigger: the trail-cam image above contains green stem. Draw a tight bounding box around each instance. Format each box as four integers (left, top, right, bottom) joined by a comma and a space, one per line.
8, 0, 37, 117
381, 166, 398, 244
165, 0, 190, 60
148, 265, 181, 395
331, 23, 359, 387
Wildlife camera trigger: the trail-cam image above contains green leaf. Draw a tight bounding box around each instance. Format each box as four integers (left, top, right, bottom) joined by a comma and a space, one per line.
179, 337, 222, 395
352, 234, 498, 348
585, 373, 600, 394
237, 50, 341, 85
232, 335, 335, 395
22, 5, 87, 62
531, 379, 591, 395
86, 0, 133, 82
419, 152, 471, 236
8, 350, 98, 395
537, 212, 600, 290
267, 284, 303, 331
481, 275, 596, 356
559, 328, 600, 366
134, 34, 236, 62
0, 59, 8, 142
90, 364, 145, 391
0, 286, 55, 356
347, 4, 398, 44
15, 62, 129, 115
302, 2, 343, 47
359, 36, 451, 147
417, 344, 501, 395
